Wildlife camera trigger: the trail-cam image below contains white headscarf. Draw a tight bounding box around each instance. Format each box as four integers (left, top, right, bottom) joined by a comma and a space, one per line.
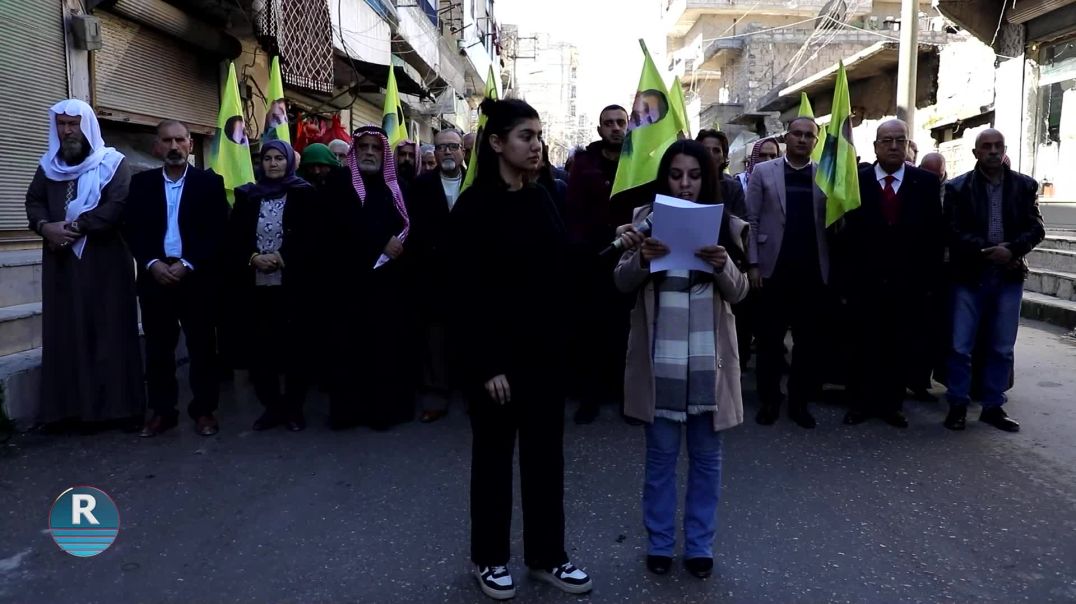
39, 99, 125, 258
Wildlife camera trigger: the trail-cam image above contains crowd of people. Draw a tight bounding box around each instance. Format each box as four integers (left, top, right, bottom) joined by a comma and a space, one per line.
24, 95, 1045, 600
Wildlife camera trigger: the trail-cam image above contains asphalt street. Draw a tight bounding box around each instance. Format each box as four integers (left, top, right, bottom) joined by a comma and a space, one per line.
1, 320, 1075, 603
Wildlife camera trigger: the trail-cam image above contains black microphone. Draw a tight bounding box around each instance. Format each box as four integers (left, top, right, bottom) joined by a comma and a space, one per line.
599, 214, 653, 257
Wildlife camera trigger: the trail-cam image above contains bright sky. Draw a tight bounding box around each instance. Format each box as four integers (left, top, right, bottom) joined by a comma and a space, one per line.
496, 0, 665, 123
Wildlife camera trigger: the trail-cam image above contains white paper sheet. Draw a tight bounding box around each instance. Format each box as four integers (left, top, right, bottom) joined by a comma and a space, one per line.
649, 194, 724, 273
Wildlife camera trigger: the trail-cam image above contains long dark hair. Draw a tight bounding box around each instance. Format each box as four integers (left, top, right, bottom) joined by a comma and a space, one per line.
654, 139, 721, 204
475, 97, 541, 189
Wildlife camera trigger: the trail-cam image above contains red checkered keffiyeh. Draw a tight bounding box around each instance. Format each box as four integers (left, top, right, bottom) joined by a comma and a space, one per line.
347, 126, 410, 268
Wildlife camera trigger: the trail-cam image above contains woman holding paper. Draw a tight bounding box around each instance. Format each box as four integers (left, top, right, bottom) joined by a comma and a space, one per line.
614, 140, 749, 579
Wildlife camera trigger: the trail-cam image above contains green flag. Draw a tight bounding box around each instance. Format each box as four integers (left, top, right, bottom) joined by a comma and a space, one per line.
815, 62, 861, 227
261, 55, 290, 145
798, 92, 814, 118
461, 65, 499, 192
382, 65, 407, 147
798, 92, 824, 162
208, 63, 255, 205
612, 40, 680, 197
670, 75, 690, 138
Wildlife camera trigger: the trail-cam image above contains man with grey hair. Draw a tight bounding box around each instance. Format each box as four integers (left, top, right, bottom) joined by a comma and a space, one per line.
408, 128, 467, 422
942, 128, 1044, 433
328, 138, 350, 164
840, 118, 944, 428
25, 99, 145, 428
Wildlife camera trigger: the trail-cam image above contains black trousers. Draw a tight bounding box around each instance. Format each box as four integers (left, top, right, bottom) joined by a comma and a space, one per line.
139, 272, 218, 419
248, 287, 310, 416
755, 276, 826, 408
848, 287, 926, 415
469, 380, 568, 569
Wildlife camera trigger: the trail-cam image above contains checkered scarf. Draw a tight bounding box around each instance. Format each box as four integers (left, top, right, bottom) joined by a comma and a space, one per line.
652, 270, 717, 422
348, 126, 410, 268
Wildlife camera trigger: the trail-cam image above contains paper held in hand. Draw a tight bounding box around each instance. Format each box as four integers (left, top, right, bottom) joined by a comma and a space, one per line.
649, 194, 724, 273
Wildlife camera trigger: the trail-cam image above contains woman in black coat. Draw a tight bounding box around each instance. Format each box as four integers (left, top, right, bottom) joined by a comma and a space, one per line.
225, 139, 319, 432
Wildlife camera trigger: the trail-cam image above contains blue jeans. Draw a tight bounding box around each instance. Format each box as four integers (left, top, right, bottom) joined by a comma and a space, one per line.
643, 415, 723, 559
946, 274, 1023, 408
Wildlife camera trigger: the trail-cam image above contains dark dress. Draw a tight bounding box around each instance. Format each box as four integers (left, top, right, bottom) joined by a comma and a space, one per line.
323, 168, 418, 429
24, 162, 145, 424
449, 181, 572, 569
223, 183, 321, 417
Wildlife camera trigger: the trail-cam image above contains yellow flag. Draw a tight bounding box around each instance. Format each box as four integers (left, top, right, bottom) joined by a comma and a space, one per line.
799, 92, 824, 162
461, 65, 499, 193
815, 62, 861, 226
612, 40, 680, 196
670, 76, 690, 138
208, 63, 254, 205
382, 66, 407, 147
262, 56, 290, 145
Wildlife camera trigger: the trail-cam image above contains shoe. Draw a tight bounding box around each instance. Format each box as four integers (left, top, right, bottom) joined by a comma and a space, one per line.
285, 413, 306, 432
574, 403, 599, 425
252, 411, 282, 432
909, 387, 938, 403
684, 557, 714, 579
843, 410, 869, 426
944, 406, 967, 431
755, 404, 779, 426
979, 407, 1020, 432
788, 405, 816, 429
138, 413, 178, 438
646, 555, 672, 575
474, 565, 515, 600
420, 409, 447, 423
880, 411, 909, 429
529, 561, 592, 594
195, 415, 219, 436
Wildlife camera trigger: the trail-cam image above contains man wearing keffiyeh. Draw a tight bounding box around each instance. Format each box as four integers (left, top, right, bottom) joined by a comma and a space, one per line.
323, 125, 418, 430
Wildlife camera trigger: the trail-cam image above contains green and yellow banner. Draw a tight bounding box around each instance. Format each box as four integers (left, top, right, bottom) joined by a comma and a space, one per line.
461, 64, 499, 193
208, 63, 255, 205
670, 75, 690, 138
815, 62, 861, 227
382, 65, 407, 148
261, 55, 290, 145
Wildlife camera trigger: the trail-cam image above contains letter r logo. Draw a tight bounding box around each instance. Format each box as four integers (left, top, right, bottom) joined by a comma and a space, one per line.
71, 494, 99, 525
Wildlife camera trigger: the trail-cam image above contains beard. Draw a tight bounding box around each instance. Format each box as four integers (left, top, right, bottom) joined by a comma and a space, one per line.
440, 159, 458, 172
60, 135, 89, 165
601, 136, 623, 151
165, 151, 187, 167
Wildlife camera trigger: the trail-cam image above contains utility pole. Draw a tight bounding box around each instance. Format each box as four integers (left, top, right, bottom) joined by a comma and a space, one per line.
895, 0, 918, 131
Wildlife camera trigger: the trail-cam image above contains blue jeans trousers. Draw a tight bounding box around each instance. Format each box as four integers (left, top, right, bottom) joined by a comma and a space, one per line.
946, 274, 1023, 408
643, 414, 723, 559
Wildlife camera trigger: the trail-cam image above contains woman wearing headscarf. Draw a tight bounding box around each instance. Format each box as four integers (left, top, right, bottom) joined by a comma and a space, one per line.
614, 139, 749, 579
226, 140, 319, 432
297, 142, 339, 189
322, 125, 417, 431
734, 136, 780, 192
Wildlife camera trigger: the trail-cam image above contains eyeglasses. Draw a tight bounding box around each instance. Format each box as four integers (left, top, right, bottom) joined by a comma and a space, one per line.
787, 131, 817, 141
876, 137, 909, 146
434, 143, 462, 151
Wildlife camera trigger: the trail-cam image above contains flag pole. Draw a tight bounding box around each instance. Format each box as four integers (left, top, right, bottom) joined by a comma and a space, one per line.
896, 0, 918, 131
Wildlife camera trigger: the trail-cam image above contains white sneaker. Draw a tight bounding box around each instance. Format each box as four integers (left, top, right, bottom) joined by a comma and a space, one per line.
475, 564, 516, 600
529, 560, 593, 594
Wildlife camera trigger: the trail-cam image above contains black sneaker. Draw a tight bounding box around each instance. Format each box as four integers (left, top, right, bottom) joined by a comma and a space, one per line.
529, 561, 593, 594
474, 565, 515, 600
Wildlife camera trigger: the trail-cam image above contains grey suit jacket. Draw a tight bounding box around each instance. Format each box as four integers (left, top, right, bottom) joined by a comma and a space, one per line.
745, 158, 830, 283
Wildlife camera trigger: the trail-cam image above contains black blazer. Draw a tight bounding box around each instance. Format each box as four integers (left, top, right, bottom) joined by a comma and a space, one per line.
839, 163, 945, 297
124, 165, 230, 278
225, 185, 321, 292
945, 165, 1045, 284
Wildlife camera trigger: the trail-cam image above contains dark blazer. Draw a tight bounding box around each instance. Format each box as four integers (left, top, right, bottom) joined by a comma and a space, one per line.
225, 185, 320, 292
124, 165, 229, 279
839, 163, 945, 296
720, 173, 747, 220
944, 165, 1045, 284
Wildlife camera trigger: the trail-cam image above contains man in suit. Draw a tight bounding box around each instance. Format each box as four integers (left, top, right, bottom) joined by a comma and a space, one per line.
125, 120, 230, 437
696, 129, 747, 219
943, 129, 1044, 432
745, 117, 830, 429
407, 129, 466, 423
839, 119, 945, 428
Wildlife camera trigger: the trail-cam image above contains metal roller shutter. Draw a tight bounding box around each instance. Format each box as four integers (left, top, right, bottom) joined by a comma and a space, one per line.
94, 11, 218, 133
351, 98, 382, 132
0, 0, 68, 231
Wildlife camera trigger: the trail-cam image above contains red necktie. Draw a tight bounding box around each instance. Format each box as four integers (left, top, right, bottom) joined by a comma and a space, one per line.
880, 174, 899, 226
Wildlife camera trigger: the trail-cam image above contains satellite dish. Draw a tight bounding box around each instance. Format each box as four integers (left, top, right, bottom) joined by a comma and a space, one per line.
816, 0, 848, 29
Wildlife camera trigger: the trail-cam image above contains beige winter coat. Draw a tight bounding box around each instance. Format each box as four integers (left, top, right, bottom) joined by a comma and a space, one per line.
614, 207, 751, 432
